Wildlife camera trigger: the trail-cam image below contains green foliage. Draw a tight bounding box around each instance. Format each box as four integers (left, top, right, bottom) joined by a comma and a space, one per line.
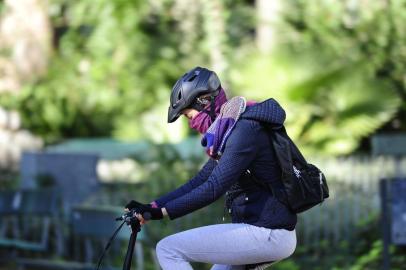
228, 0, 406, 155
283, 0, 406, 127
2, 0, 404, 154
2, 0, 188, 143
350, 240, 383, 270
2, 0, 260, 145
272, 260, 300, 270
0, 169, 19, 189
284, 212, 406, 270
224, 0, 255, 48
0, 1, 4, 16
230, 49, 401, 155
348, 213, 406, 270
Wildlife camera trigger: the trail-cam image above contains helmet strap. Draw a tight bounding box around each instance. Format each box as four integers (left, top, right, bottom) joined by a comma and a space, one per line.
209, 95, 216, 122
190, 102, 205, 112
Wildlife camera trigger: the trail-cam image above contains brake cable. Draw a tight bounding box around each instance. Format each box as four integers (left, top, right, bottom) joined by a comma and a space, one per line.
95, 210, 143, 270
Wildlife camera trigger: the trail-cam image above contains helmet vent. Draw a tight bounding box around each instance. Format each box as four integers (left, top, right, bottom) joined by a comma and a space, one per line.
187, 74, 197, 82
177, 91, 182, 100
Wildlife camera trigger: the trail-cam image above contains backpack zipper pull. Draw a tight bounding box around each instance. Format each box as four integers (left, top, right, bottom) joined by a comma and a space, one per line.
223, 194, 228, 222
319, 172, 324, 202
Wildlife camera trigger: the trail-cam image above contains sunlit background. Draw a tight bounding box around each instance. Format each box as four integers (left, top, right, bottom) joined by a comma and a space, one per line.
0, 0, 406, 269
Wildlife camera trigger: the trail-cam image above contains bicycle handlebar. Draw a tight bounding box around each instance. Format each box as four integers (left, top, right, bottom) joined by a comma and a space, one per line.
116, 209, 151, 224
96, 209, 146, 270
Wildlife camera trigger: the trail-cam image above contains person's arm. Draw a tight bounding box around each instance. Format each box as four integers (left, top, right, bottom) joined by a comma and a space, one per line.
154, 158, 217, 207
163, 120, 260, 219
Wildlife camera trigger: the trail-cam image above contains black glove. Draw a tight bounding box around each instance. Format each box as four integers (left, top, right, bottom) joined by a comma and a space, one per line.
125, 200, 163, 220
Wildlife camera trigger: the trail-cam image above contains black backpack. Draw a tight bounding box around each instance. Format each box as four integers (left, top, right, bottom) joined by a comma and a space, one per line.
266, 125, 329, 213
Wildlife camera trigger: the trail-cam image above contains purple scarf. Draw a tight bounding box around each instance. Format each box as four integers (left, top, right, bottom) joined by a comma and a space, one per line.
201, 97, 248, 159
189, 89, 228, 134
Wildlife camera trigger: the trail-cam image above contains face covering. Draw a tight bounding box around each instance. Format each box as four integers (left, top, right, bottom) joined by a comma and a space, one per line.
189, 110, 212, 134
188, 88, 227, 134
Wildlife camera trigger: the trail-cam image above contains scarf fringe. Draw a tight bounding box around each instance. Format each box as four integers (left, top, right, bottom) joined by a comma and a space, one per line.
201, 97, 247, 158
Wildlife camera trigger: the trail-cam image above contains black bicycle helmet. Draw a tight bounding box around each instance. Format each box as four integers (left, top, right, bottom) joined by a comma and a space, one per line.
168, 66, 221, 123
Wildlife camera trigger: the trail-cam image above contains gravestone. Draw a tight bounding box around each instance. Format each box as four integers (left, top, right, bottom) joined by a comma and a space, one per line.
373, 134, 406, 269
20, 152, 100, 214
391, 179, 406, 245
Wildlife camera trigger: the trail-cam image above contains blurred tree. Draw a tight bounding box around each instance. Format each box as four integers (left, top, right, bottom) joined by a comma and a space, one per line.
229, 0, 405, 155
283, 0, 406, 132
2, 0, 189, 143
171, 0, 203, 61
0, 0, 257, 143
0, 0, 46, 175
202, 0, 228, 76
1, 0, 404, 157
255, 0, 281, 54
230, 50, 400, 155
0, 0, 51, 93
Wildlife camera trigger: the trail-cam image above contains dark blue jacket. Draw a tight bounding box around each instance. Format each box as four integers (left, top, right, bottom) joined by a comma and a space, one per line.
155, 99, 297, 230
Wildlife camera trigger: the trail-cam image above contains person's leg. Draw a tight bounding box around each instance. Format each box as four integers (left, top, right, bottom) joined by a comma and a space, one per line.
156, 223, 296, 270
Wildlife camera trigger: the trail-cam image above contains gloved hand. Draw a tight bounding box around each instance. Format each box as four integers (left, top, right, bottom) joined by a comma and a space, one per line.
125, 200, 163, 220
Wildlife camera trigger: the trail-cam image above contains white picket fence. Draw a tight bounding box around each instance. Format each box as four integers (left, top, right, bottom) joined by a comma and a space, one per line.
297, 155, 406, 246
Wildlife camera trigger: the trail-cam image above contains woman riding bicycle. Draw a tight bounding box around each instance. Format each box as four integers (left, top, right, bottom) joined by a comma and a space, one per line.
125, 67, 297, 270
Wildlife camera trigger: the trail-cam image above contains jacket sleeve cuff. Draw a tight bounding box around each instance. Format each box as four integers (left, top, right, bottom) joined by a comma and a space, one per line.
150, 201, 159, 208
164, 204, 184, 220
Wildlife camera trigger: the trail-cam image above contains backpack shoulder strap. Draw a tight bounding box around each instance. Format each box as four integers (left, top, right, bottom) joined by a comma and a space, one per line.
263, 124, 307, 165
277, 126, 307, 166
262, 124, 293, 174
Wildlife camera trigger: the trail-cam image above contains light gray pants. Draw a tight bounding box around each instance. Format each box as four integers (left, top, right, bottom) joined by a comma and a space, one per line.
156, 223, 296, 270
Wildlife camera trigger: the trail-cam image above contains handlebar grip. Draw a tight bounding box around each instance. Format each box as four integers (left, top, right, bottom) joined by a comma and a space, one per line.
118, 208, 153, 222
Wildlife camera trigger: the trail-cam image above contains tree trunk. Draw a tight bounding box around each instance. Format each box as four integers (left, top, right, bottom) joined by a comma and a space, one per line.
201, 0, 227, 77
256, 0, 282, 54
171, 0, 201, 57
